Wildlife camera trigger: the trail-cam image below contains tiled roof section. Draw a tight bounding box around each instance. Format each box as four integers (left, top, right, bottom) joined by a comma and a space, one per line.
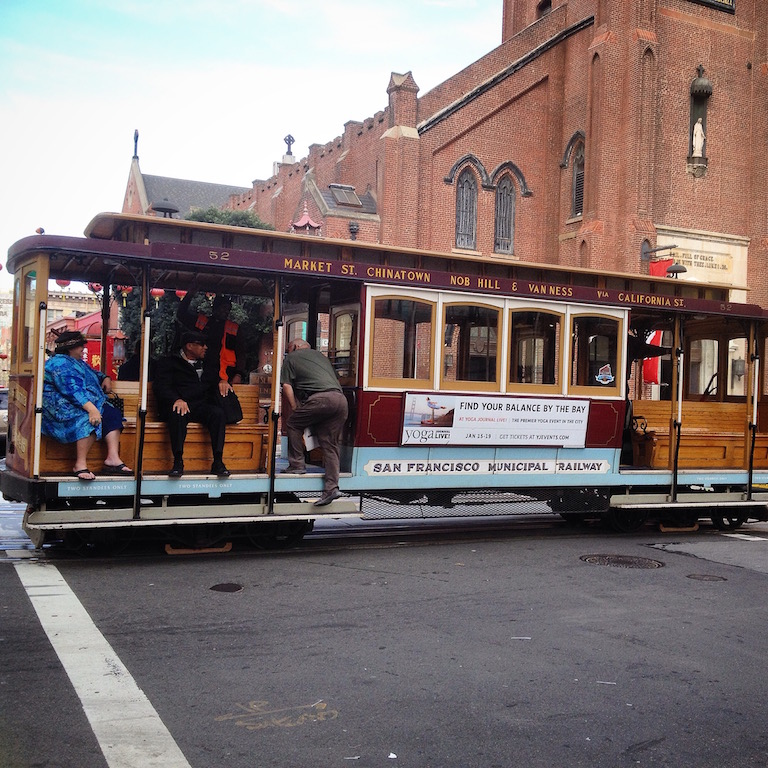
142, 175, 250, 217
318, 188, 377, 216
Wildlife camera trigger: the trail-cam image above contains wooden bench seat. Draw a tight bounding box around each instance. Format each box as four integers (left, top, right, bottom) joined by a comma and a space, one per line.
39, 383, 271, 476
630, 399, 768, 469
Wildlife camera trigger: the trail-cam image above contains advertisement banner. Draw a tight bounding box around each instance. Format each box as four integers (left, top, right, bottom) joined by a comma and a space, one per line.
401, 393, 590, 447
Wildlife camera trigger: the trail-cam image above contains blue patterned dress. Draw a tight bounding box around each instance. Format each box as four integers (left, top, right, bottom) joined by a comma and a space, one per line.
42, 354, 107, 443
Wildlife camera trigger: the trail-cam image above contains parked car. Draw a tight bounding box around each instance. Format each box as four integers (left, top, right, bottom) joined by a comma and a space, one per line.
0, 387, 7, 453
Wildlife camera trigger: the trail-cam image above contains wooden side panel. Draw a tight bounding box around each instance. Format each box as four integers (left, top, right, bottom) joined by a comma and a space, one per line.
630, 399, 768, 469
38, 384, 268, 475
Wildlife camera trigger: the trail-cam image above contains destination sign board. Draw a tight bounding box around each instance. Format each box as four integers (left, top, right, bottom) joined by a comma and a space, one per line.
148, 241, 761, 319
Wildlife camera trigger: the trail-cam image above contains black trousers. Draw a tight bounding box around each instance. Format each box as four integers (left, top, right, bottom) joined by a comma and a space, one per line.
165, 401, 226, 460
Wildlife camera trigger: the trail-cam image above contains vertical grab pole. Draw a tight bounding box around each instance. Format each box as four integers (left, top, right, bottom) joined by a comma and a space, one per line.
32, 301, 48, 479
671, 347, 684, 502
132, 304, 152, 520
267, 278, 284, 515
747, 338, 759, 501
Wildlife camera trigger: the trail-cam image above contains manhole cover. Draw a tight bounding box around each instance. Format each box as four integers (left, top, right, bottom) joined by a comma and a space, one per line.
686, 573, 727, 582
210, 582, 244, 593
580, 554, 665, 569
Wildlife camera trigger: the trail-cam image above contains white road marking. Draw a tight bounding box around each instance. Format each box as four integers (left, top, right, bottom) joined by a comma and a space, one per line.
722, 534, 768, 541
14, 561, 192, 768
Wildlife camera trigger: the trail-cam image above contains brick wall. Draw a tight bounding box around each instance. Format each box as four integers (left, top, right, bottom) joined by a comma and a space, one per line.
226, 0, 768, 303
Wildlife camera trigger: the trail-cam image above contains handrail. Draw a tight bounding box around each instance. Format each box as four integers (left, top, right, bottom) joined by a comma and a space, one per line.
747, 345, 760, 500
267, 278, 284, 515
132, 307, 151, 520
671, 347, 684, 502
32, 301, 47, 479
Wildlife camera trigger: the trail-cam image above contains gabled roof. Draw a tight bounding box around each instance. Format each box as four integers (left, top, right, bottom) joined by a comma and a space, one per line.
142, 175, 250, 218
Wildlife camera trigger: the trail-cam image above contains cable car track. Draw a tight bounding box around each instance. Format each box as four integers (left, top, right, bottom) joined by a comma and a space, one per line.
3, 511, 739, 563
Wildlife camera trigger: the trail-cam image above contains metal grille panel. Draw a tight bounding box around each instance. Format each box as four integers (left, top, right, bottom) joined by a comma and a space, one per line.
361, 490, 554, 520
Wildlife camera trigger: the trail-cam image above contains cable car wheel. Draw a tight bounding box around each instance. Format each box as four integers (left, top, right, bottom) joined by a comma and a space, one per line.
605, 507, 649, 533
710, 511, 748, 530
63, 527, 134, 556
247, 520, 314, 549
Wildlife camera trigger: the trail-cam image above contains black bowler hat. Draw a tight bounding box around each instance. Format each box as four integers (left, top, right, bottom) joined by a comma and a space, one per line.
54, 330, 87, 352
181, 330, 208, 346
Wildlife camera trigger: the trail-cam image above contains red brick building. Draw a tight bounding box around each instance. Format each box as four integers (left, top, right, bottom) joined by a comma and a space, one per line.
129, 0, 767, 304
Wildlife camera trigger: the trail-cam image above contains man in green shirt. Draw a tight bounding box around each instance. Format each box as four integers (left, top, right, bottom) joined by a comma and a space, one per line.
280, 339, 348, 506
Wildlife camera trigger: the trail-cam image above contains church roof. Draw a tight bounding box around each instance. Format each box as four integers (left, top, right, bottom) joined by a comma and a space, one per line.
142, 174, 250, 218
318, 187, 378, 216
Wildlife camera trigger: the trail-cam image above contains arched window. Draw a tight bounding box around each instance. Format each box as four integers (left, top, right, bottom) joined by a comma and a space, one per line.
572, 143, 585, 217
456, 168, 478, 250
494, 175, 515, 254
536, 0, 552, 18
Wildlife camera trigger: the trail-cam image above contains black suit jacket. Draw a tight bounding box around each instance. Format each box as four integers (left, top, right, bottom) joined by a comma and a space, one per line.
153, 354, 218, 418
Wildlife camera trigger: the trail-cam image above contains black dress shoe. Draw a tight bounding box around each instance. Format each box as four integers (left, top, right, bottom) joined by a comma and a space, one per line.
168, 462, 184, 478
211, 461, 230, 477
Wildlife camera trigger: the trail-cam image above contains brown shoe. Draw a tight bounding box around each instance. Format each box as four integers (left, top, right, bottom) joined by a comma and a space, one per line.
314, 489, 343, 507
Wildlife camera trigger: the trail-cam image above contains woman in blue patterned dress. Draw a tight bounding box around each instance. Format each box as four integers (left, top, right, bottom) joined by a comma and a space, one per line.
42, 331, 132, 480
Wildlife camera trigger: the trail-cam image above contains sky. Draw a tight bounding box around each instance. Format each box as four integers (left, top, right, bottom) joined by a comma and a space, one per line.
0, 0, 503, 291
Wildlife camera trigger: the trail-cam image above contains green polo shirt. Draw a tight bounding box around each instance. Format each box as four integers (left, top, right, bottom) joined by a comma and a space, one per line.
281, 349, 342, 403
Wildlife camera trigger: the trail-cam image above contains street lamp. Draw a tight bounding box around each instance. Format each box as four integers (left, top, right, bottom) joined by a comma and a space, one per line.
665, 263, 687, 279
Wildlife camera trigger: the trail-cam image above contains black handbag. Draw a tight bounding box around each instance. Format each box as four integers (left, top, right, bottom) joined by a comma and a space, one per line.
216, 390, 243, 424
106, 392, 125, 416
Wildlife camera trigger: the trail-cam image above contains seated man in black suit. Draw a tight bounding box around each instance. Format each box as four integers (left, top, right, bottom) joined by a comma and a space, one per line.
153, 331, 230, 478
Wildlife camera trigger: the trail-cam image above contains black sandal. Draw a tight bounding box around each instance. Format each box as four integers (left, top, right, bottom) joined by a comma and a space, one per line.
74, 468, 95, 481
102, 463, 133, 476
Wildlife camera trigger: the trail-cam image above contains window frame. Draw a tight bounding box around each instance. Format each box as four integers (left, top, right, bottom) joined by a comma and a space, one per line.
455, 167, 478, 250
329, 303, 359, 387
507, 306, 565, 395
365, 289, 436, 390
571, 142, 585, 218
494, 175, 515, 255
439, 299, 502, 393
364, 285, 628, 400
567, 309, 625, 398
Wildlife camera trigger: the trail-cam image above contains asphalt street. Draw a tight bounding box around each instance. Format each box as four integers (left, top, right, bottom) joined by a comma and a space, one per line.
2, 502, 768, 767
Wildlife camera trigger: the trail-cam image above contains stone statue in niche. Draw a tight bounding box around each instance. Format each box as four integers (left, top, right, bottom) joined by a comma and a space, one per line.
692, 118, 705, 158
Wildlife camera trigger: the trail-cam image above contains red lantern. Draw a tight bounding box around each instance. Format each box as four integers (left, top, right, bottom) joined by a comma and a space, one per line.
87, 282, 102, 293
150, 288, 165, 307
55, 279, 70, 288
175, 290, 187, 299
0, 353, 7, 360
115, 285, 133, 307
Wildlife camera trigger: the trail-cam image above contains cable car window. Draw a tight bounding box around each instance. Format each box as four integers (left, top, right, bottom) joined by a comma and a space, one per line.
441, 303, 499, 390
369, 297, 434, 388
509, 310, 561, 389
23, 269, 37, 365
330, 308, 358, 383
286, 319, 307, 344
689, 338, 719, 398
727, 337, 747, 398
569, 314, 622, 396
